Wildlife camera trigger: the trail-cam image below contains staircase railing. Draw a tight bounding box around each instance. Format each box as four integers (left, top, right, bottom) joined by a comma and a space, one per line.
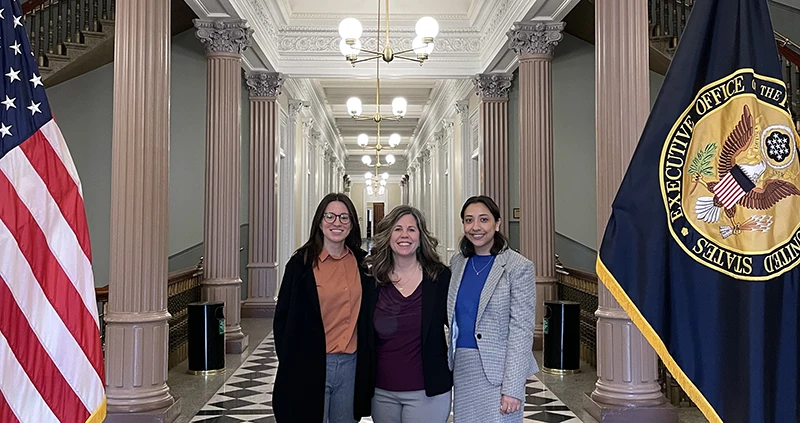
648, 0, 800, 121
22, 0, 114, 68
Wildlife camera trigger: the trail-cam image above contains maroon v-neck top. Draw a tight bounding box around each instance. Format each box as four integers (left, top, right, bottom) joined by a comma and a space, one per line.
374, 283, 424, 391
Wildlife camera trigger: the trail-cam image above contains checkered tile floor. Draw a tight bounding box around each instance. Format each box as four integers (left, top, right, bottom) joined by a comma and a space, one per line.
190, 333, 582, 423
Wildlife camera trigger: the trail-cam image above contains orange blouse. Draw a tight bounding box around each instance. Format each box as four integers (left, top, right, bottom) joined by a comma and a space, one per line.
313, 247, 362, 354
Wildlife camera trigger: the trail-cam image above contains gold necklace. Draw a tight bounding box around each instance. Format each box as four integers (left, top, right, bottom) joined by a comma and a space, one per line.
392, 265, 420, 291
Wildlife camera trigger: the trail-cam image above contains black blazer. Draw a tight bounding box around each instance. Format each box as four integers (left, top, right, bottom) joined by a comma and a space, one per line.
272, 248, 372, 422
355, 266, 453, 418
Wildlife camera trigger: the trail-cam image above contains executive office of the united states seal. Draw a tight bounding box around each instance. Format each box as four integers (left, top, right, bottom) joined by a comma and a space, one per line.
660, 69, 800, 280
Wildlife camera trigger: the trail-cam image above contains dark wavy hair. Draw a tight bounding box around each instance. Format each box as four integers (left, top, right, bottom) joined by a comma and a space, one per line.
364, 205, 445, 285
458, 195, 509, 257
295, 193, 362, 267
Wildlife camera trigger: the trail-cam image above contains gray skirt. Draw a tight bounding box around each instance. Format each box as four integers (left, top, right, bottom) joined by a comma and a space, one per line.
452, 348, 523, 423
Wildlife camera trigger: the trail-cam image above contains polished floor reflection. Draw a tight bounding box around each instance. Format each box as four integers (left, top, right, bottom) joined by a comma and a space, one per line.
187, 331, 581, 423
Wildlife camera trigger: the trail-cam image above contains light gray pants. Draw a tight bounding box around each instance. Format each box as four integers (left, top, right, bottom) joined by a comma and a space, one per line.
371, 388, 452, 423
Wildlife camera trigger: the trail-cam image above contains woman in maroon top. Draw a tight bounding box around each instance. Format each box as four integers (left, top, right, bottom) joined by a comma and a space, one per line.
357, 205, 453, 423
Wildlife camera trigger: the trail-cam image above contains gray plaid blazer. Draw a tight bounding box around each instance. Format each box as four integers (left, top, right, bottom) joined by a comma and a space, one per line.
446, 248, 539, 401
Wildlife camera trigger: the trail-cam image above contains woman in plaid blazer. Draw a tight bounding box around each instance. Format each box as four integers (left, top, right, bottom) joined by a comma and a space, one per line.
446, 195, 539, 423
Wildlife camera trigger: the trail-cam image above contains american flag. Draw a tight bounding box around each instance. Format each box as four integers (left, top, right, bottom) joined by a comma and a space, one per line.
0, 0, 106, 422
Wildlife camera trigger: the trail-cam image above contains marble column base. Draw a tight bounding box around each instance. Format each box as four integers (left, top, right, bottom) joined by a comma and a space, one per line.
202, 278, 247, 353
583, 394, 677, 423
226, 333, 250, 354
105, 398, 181, 423
241, 301, 276, 318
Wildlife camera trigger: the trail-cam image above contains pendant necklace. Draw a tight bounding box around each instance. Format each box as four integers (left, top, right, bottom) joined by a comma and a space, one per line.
472, 256, 494, 275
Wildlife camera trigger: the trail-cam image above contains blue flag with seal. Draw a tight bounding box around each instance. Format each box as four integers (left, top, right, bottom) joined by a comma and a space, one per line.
597, 0, 800, 422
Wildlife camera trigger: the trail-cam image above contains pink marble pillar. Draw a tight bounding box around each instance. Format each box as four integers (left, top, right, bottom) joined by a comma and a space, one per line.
243, 72, 284, 318
507, 21, 565, 351
104, 0, 179, 421
584, 1, 675, 421
473, 74, 513, 233
195, 19, 252, 354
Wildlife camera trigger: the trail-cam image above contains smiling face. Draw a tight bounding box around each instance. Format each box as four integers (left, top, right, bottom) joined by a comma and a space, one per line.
390, 213, 420, 258
319, 201, 352, 247
462, 202, 501, 255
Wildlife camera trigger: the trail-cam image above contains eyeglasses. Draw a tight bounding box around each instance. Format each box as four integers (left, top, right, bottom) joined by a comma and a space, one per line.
322, 212, 351, 224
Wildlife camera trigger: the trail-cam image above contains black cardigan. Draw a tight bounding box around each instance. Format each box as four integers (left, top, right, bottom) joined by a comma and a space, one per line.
272, 248, 372, 422
355, 266, 453, 419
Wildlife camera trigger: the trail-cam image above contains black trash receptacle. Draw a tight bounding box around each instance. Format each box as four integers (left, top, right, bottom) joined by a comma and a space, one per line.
542, 300, 580, 375
187, 301, 226, 375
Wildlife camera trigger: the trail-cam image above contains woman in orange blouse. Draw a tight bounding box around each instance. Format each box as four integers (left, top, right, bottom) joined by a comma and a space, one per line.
273, 193, 371, 422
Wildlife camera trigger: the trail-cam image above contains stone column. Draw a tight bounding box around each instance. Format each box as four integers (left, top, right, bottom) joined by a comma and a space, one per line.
455, 100, 473, 202
399, 178, 407, 205
242, 71, 284, 318
584, 1, 675, 421
473, 74, 513, 232
195, 19, 252, 354
104, 1, 180, 421
508, 21, 564, 350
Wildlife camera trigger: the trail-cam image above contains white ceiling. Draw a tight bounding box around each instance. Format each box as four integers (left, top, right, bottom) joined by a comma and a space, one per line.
284, 0, 478, 18
185, 0, 581, 173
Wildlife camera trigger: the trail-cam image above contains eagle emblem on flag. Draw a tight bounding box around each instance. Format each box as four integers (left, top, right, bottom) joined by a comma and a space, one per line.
659, 69, 800, 280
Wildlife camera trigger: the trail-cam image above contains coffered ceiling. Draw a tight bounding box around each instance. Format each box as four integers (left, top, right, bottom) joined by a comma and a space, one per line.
185, 0, 581, 170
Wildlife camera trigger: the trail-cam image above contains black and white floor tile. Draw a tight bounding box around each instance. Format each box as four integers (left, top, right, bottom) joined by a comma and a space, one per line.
190, 333, 582, 423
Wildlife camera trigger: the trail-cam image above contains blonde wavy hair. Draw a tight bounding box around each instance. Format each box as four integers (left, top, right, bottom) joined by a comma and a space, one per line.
364, 205, 445, 285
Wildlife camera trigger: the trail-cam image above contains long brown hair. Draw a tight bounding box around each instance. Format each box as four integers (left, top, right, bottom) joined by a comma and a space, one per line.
364, 205, 445, 285
295, 193, 363, 267
459, 195, 509, 257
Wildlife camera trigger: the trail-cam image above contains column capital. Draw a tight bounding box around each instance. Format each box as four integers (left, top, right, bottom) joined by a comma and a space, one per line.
454, 100, 469, 118
288, 99, 307, 119
194, 19, 252, 55
473, 73, 513, 99
507, 21, 565, 58
245, 72, 284, 98
442, 119, 455, 139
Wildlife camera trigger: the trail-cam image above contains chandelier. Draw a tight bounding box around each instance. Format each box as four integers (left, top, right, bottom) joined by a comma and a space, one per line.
338, 0, 438, 184
337, 0, 439, 66
364, 169, 389, 196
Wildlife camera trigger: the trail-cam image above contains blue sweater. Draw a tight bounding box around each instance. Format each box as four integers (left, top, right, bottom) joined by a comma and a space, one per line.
454, 254, 496, 349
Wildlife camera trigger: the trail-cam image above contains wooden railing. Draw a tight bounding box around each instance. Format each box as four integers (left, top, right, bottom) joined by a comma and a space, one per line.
167, 260, 204, 369
22, 0, 114, 67
93, 259, 204, 370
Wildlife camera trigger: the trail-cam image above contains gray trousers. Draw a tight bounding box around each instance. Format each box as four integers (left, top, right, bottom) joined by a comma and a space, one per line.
371, 388, 452, 423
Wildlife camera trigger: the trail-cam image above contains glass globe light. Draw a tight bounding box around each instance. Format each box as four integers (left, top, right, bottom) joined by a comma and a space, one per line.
357, 133, 369, 147
388, 133, 401, 147
412, 36, 435, 59
379, 179, 387, 186
339, 38, 361, 59
415, 17, 439, 42
385, 154, 396, 165
364, 172, 373, 180
381, 172, 389, 180
347, 97, 363, 117
338, 18, 363, 40
391, 97, 407, 117
361, 155, 372, 165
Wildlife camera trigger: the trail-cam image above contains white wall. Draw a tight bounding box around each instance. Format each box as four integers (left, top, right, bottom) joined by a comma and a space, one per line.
46, 28, 250, 286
